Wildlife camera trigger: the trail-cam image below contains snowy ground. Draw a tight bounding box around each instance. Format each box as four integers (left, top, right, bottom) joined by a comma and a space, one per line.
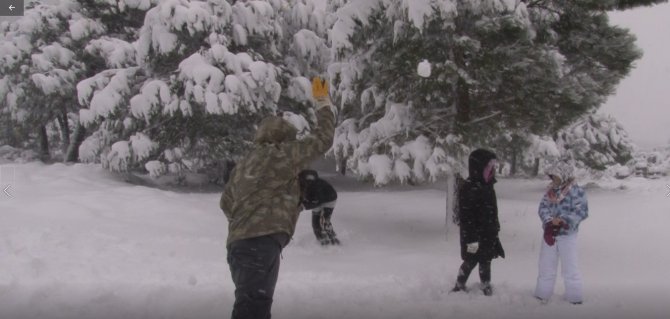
1, 162, 669, 319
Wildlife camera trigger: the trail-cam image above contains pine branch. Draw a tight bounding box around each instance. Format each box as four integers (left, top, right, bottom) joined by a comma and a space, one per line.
465, 111, 502, 125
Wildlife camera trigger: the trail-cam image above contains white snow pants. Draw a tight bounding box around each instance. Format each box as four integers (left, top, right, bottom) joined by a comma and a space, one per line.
534, 233, 583, 303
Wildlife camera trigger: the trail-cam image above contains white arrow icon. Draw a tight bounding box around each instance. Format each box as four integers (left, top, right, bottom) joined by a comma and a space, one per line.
666, 185, 670, 197
3, 185, 12, 198
8, 5, 15, 11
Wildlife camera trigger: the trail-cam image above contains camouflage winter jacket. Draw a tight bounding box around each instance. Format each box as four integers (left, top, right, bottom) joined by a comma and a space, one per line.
220, 106, 335, 246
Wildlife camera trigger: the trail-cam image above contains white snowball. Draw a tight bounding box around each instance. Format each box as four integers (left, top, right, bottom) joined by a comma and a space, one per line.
417, 59, 431, 78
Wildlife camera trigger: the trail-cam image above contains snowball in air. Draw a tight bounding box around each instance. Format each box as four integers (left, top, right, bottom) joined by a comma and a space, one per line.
417, 60, 431, 78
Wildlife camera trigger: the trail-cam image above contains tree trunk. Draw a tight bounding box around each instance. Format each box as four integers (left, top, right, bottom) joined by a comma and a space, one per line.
65, 122, 86, 163
3, 121, 18, 147
455, 78, 471, 125
58, 111, 71, 154
38, 125, 50, 162
452, 14, 472, 127
338, 156, 347, 176
445, 173, 456, 241
453, 41, 471, 126
510, 148, 518, 176
533, 157, 540, 177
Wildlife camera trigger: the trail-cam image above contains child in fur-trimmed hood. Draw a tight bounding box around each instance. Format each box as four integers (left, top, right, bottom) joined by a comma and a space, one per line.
450, 149, 505, 296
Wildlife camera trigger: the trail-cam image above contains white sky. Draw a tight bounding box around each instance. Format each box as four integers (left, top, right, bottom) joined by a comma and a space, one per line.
604, 2, 670, 150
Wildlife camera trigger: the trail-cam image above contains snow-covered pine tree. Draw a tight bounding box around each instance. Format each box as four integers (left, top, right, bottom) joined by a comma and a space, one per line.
77, 0, 331, 184
520, 1, 641, 134
78, 0, 266, 180
275, 0, 331, 123
329, 0, 544, 185
0, 1, 103, 161
556, 113, 634, 171
327, 0, 657, 185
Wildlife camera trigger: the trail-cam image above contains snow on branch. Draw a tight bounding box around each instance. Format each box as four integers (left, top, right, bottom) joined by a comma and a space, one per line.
79, 129, 114, 163
286, 76, 312, 103
0, 41, 24, 71
291, 29, 329, 68
129, 132, 157, 161
86, 38, 137, 68
78, 68, 140, 126
136, 0, 232, 62
31, 43, 76, 72
31, 70, 76, 95
105, 141, 131, 172
130, 80, 172, 123
11, 1, 77, 37
285, 0, 329, 36
69, 15, 105, 41
397, 0, 456, 30
178, 53, 225, 114
232, 0, 277, 35
178, 49, 280, 115
99, 132, 157, 172
527, 134, 560, 158
120, 0, 161, 11
333, 99, 464, 184
331, 0, 381, 51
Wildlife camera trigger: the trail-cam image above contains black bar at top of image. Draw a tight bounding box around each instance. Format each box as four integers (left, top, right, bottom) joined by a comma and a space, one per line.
0, 0, 24, 17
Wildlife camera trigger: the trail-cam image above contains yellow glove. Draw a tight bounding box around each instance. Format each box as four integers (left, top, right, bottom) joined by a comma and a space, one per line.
311, 77, 331, 109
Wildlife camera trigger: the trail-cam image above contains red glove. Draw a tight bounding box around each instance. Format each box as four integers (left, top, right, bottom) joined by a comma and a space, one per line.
543, 221, 569, 246
543, 222, 556, 246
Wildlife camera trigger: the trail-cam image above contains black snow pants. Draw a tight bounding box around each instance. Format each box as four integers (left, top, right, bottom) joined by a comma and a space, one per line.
456, 258, 492, 285
227, 235, 282, 319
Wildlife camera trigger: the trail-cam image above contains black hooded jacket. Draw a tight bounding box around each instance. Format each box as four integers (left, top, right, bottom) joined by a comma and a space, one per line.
459, 149, 505, 261
298, 170, 337, 210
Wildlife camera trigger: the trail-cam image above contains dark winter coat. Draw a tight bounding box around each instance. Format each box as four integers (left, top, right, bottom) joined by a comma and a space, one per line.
459, 149, 505, 261
298, 170, 337, 210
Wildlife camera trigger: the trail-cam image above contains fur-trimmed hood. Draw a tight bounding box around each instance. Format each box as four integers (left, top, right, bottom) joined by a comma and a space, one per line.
254, 116, 297, 144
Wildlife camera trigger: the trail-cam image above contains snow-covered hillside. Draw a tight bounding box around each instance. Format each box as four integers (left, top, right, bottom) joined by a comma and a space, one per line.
0, 163, 669, 319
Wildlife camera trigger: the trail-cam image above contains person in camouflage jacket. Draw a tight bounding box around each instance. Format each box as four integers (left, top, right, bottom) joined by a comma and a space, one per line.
220, 77, 335, 319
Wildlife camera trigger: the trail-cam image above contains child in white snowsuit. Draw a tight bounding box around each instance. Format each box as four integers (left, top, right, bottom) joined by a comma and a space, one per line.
534, 161, 588, 304
298, 169, 340, 245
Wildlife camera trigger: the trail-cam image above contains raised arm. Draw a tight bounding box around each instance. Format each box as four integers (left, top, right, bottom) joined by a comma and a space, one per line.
283, 77, 336, 168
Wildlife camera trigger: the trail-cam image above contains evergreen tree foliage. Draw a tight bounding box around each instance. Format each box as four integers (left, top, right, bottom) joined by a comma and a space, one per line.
0, 1, 102, 160
328, 0, 652, 184
2, 0, 664, 184
75, 0, 330, 183
556, 113, 634, 170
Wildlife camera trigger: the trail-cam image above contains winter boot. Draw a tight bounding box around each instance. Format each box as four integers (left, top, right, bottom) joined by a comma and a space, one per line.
450, 282, 467, 293
481, 282, 492, 296
325, 230, 340, 245
319, 233, 331, 245
323, 219, 339, 245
